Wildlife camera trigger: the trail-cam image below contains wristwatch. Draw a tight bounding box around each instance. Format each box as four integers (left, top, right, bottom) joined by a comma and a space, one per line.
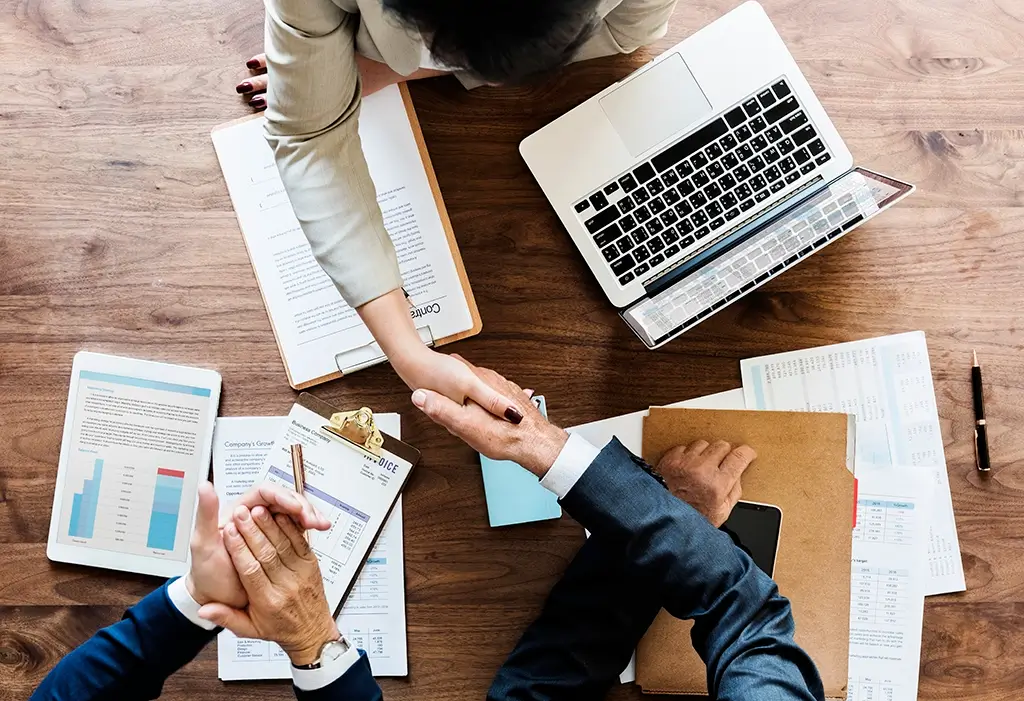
292, 634, 352, 670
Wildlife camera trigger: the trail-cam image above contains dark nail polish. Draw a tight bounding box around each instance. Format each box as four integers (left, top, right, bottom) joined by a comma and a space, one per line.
236, 82, 252, 94
505, 406, 524, 424
246, 59, 261, 69
250, 97, 266, 109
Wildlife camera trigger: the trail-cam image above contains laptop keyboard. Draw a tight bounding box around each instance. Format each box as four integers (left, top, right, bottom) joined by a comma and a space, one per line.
572, 78, 833, 287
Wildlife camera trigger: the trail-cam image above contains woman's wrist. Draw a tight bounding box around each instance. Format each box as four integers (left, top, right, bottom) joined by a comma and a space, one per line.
356, 289, 433, 387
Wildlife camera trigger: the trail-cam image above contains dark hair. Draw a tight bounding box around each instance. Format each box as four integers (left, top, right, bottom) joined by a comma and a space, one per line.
383, 0, 601, 84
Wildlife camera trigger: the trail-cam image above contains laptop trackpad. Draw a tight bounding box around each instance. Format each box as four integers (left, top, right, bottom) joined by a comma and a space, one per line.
600, 53, 712, 157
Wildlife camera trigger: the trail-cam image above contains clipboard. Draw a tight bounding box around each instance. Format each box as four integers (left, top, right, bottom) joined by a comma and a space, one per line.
294, 392, 420, 611
212, 83, 483, 390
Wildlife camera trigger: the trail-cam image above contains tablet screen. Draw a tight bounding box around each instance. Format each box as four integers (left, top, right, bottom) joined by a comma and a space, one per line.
55, 368, 216, 563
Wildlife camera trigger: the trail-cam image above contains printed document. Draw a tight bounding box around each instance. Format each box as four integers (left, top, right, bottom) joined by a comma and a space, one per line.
847, 467, 932, 701
740, 331, 965, 595
211, 85, 475, 387
212, 415, 408, 679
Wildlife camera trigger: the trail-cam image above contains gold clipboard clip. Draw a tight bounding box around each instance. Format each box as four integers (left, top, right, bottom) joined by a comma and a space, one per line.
323, 407, 384, 459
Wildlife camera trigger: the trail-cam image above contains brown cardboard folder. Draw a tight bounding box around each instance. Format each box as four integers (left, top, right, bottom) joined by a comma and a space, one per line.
637, 408, 855, 699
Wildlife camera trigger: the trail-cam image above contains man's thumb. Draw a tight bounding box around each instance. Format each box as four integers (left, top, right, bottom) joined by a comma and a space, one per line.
198, 603, 257, 638
194, 482, 220, 539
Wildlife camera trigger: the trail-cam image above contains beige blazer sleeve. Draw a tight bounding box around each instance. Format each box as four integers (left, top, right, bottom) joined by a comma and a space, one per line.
261, 0, 403, 309
573, 0, 680, 62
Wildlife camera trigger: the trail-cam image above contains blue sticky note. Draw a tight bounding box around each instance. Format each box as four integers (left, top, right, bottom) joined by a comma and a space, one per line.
480, 396, 562, 527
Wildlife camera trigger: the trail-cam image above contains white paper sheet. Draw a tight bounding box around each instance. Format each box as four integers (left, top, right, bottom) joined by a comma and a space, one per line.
211, 85, 474, 386
847, 467, 932, 701
740, 331, 965, 595
211, 415, 408, 680
567, 388, 747, 684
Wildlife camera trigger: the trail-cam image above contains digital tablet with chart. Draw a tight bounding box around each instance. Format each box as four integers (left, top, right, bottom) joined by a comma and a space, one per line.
46, 352, 221, 577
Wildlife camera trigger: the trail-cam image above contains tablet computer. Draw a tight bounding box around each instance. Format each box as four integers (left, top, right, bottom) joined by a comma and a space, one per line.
46, 352, 222, 577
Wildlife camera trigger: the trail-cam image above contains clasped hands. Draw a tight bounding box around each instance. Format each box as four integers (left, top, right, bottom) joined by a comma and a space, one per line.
183, 482, 341, 666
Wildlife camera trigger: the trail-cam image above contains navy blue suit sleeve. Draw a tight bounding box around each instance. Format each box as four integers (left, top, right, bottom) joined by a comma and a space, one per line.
30, 579, 218, 701
293, 651, 383, 701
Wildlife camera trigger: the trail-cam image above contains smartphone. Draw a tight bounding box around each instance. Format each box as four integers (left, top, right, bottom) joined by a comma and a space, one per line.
720, 501, 783, 577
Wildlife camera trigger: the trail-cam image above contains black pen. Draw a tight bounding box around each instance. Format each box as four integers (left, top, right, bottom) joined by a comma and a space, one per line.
972, 350, 991, 472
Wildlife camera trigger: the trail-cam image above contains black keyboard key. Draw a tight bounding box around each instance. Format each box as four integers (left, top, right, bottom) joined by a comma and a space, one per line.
676, 160, 694, 178
709, 216, 725, 230
692, 170, 711, 188
751, 135, 769, 152
800, 162, 816, 175
722, 152, 740, 170
757, 89, 776, 108
780, 112, 808, 134
645, 218, 664, 235
707, 162, 725, 179
649, 198, 666, 215
721, 192, 738, 209
631, 227, 649, 244
751, 174, 767, 191
763, 146, 780, 163
725, 106, 746, 128
601, 244, 618, 261
663, 189, 681, 206
661, 169, 680, 187
737, 143, 754, 161
593, 222, 621, 247
650, 253, 666, 267
705, 182, 722, 200
603, 182, 620, 196
719, 173, 737, 191
766, 126, 784, 142
764, 96, 798, 124
611, 254, 635, 275
633, 262, 650, 276
734, 164, 751, 182
765, 165, 782, 182
618, 174, 638, 192
617, 236, 635, 254
664, 244, 681, 258
725, 207, 740, 221
750, 116, 767, 132
634, 245, 651, 262
720, 133, 738, 152
691, 152, 709, 170
633, 162, 656, 183
692, 210, 709, 226
778, 138, 795, 155
790, 124, 815, 145
808, 139, 826, 156
735, 183, 752, 200
678, 217, 694, 234
779, 156, 797, 173
785, 171, 800, 184
706, 142, 724, 160
815, 153, 832, 166
675, 200, 693, 217
647, 179, 665, 196
678, 178, 696, 196
651, 118, 728, 172
618, 197, 636, 214
739, 198, 755, 211
749, 156, 766, 172
735, 125, 752, 142
772, 80, 791, 98
707, 200, 723, 218
618, 271, 635, 285
633, 188, 650, 205
663, 227, 680, 244
661, 209, 679, 227
770, 180, 786, 193
590, 191, 609, 210
648, 237, 666, 254
689, 191, 708, 209
743, 98, 761, 116
619, 213, 637, 232
575, 200, 591, 213
755, 190, 770, 202
634, 205, 652, 223
794, 148, 812, 165
681, 234, 696, 246
585, 207, 619, 234
694, 225, 711, 239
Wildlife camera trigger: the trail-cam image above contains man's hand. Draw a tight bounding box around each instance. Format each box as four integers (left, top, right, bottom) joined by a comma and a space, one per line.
197, 505, 339, 666
184, 482, 331, 608
658, 441, 756, 527
411, 358, 568, 478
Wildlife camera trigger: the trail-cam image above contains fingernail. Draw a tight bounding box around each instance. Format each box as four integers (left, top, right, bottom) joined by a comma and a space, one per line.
249, 97, 266, 108
235, 506, 251, 522
246, 58, 261, 69
253, 506, 268, 521
224, 522, 239, 537
505, 406, 524, 424
411, 389, 427, 408
236, 82, 253, 94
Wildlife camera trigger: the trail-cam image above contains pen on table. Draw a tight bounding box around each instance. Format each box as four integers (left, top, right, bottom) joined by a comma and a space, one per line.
289, 443, 310, 541
971, 350, 991, 472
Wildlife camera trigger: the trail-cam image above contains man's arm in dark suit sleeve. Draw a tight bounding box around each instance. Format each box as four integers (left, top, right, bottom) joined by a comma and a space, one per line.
292, 651, 383, 701
29, 580, 217, 701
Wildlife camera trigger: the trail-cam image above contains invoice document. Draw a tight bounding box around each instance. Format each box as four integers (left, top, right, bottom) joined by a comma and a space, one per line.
847, 467, 932, 701
212, 415, 409, 679
211, 84, 477, 388
740, 331, 965, 595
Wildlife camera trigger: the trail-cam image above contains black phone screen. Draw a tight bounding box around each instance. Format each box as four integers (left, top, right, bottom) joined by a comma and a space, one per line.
720, 502, 782, 577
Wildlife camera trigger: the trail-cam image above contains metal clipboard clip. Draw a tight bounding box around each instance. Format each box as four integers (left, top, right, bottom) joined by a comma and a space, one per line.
334, 325, 436, 376
322, 407, 385, 459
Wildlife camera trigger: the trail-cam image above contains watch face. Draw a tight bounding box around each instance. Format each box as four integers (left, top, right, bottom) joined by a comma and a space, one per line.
322, 638, 350, 663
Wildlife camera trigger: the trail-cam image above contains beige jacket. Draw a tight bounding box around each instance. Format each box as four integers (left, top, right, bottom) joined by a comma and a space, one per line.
263, 0, 678, 308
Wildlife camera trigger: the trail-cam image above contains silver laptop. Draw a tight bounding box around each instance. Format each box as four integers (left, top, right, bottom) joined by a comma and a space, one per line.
520, 1, 913, 348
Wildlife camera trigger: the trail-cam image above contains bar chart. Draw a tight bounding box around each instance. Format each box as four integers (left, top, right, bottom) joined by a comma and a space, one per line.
68, 458, 104, 539
146, 468, 185, 551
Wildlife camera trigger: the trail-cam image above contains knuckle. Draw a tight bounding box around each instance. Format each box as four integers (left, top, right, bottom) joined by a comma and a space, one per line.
242, 561, 262, 578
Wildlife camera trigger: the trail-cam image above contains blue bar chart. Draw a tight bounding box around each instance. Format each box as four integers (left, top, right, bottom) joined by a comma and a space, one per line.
146, 468, 185, 551
68, 458, 104, 539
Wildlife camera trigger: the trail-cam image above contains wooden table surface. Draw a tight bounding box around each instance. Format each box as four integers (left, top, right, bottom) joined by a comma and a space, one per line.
2, 0, 1023, 699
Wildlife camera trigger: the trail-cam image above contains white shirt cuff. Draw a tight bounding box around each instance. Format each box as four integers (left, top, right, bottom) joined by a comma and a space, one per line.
292, 645, 362, 691
540, 433, 602, 499
166, 577, 218, 631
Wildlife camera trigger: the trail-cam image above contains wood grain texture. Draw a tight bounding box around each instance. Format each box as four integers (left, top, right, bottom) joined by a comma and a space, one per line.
1, 0, 1023, 699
